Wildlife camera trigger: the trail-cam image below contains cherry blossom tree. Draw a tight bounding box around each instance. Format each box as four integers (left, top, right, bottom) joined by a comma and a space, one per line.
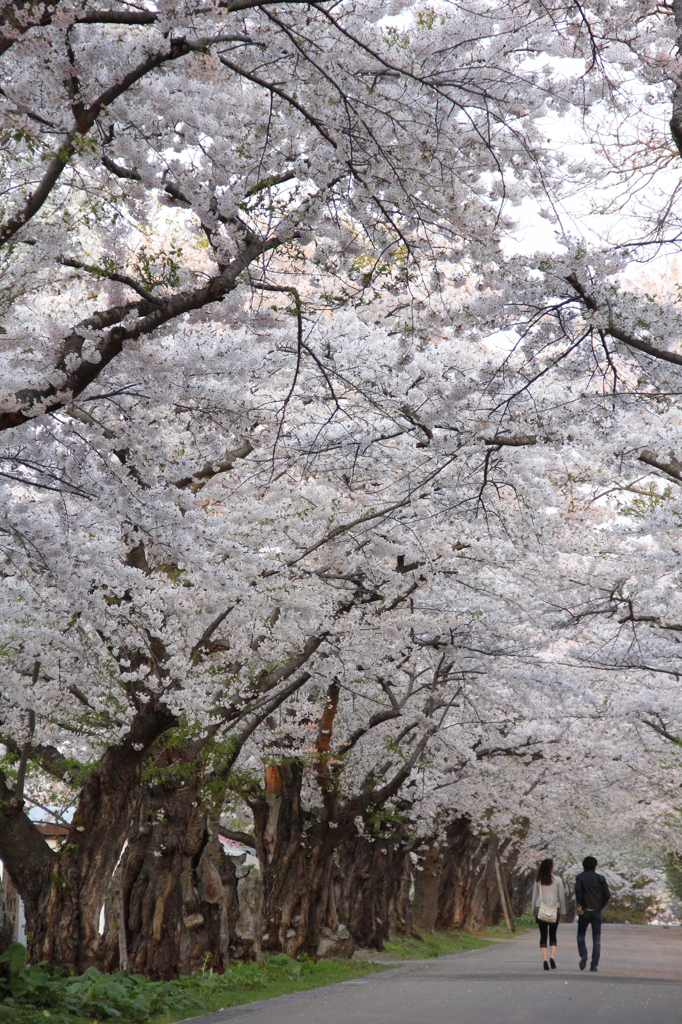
3, 0, 682, 978
0, 0, 574, 431
0, 0, 588, 972
0, 289, 560, 972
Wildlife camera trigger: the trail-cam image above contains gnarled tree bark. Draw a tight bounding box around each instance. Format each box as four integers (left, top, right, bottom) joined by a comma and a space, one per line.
436, 818, 521, 932
250, 678, 431, 957
251, 761, 354, 957
0, 702, 175, 971
97, 777, 242, 979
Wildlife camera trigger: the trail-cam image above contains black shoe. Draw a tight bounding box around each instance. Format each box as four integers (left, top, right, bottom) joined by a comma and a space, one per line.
543, 961, 550, 971
579, 957, 587, 971
590, 966, 598, 973
549, 958, 557, 970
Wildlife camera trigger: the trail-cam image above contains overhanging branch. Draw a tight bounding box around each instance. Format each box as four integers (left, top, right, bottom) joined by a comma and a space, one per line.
638, 450, 682, 483
0, 236, 279, 433
566, 274, 682, 367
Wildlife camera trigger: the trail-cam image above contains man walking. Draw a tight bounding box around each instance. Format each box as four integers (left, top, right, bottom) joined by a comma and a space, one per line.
575, 856, 610, 972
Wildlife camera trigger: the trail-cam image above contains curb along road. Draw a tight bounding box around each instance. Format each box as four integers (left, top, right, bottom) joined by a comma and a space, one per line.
175, 926, 682, 1024
175, 941, 512, 1024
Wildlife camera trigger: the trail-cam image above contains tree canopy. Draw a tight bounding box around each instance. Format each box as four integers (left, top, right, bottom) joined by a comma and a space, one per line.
1, 0, 682, 972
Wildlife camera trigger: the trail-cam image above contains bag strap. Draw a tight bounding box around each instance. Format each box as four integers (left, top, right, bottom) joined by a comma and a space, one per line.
538, 877, 558, 903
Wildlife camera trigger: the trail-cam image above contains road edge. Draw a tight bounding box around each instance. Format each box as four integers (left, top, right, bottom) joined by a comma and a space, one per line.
173, 940, 513, 1024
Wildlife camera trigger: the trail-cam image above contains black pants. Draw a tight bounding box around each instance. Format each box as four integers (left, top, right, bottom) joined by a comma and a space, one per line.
577, 910, 602, 966
537, 917, 558, 947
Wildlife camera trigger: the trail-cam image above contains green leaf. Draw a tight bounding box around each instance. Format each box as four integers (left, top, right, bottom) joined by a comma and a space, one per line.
0, 941, 26, 974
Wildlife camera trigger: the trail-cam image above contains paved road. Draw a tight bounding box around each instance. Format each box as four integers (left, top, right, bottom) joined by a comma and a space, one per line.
182, 925, 682, 1024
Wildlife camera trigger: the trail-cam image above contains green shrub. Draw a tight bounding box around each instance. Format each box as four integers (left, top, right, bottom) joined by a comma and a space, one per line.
0, 944, 377, 1024
0, 944, 201, 1020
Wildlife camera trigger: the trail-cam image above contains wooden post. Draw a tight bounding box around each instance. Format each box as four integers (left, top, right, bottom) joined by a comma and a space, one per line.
494, 855, 515, 933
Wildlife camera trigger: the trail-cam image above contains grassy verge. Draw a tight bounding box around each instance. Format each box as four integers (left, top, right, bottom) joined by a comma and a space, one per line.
1, 920, 531, 1024
377, 914, 535, 960
149, 958, 388, 1024
476, 913, 537, 939
0, 949, 387, 1024
380, 930, 493, 959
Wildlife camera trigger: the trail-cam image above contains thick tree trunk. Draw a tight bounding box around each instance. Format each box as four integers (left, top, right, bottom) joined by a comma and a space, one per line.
251, 677, 430, 956
0, 772, 55, 945
252, 762, 417, 956
386, 842, 415, 939
412, 840, 440, 934
27, 743, 156, 969
336, 834, 415, 948
436, 818, 519, 932
96, 777, 242, 979
0, 703, 176, 972
0, 873, 14, 959
251, 762, 355, 958
510, 866, 536, 917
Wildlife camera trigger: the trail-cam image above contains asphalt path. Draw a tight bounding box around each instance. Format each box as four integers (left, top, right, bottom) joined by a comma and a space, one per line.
180, 925, 682, 1024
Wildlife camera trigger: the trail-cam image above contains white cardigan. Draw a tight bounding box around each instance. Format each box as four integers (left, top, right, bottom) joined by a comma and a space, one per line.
531, 875, 567, 915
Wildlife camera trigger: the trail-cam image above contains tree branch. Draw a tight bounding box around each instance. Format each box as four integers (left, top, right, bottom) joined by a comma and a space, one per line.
216, 53, 338, 150
344, 726, 434, 820
483, 434, 537, 446
0, 736, 71, 782
335, 707, 402, 758
254, 633, 326, 694
58, 256, 163, 305
315, 681, 340, 805
0, 38, 197, 248
641, 716, 682, 748
173, 439, 254, 493
261, 498, 409, 577
0, 235, 280, 432
379, 581, 418, 614
10, 661, 37, 805
0, 769, 56, 911
191, 606, 236, 660
223, 670, 313, 774
0, 0, 62, 57
638, 449, 682, 483
219, 828, 256, 848
566, 274, 682, 366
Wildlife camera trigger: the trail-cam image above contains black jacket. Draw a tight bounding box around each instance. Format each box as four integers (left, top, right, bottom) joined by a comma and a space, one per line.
575, 870, 610, 912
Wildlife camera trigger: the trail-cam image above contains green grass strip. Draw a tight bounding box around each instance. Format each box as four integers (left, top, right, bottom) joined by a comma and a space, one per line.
381, 929, 493, 959
0, 950, 387, 1024
1, 921, 533, 1024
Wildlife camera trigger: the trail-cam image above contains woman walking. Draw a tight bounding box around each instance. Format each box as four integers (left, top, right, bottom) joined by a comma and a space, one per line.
531, 858, 566, 970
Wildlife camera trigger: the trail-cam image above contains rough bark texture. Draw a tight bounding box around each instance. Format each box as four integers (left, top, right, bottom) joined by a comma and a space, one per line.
26, 743, 156, 969
0, 703, 176, 972
412, 840, 441, 933
251, 761, 356, 958
435, 818, 519, 932
510, 866, 536, 917
2, 709, 271, 977
0, 872, 15, 960
95, 777, 244, 979
252, 760, 419, 957
0, 772, 56, 937
386, 842, 416, 938
335, 834, 416, 949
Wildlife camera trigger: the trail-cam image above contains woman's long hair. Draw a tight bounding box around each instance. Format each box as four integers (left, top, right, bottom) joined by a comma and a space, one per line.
537, 858, 554, 886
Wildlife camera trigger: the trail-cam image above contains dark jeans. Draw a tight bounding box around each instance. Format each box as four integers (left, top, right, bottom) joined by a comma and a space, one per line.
537, 918, 558, 947
577, 910, 602, 966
